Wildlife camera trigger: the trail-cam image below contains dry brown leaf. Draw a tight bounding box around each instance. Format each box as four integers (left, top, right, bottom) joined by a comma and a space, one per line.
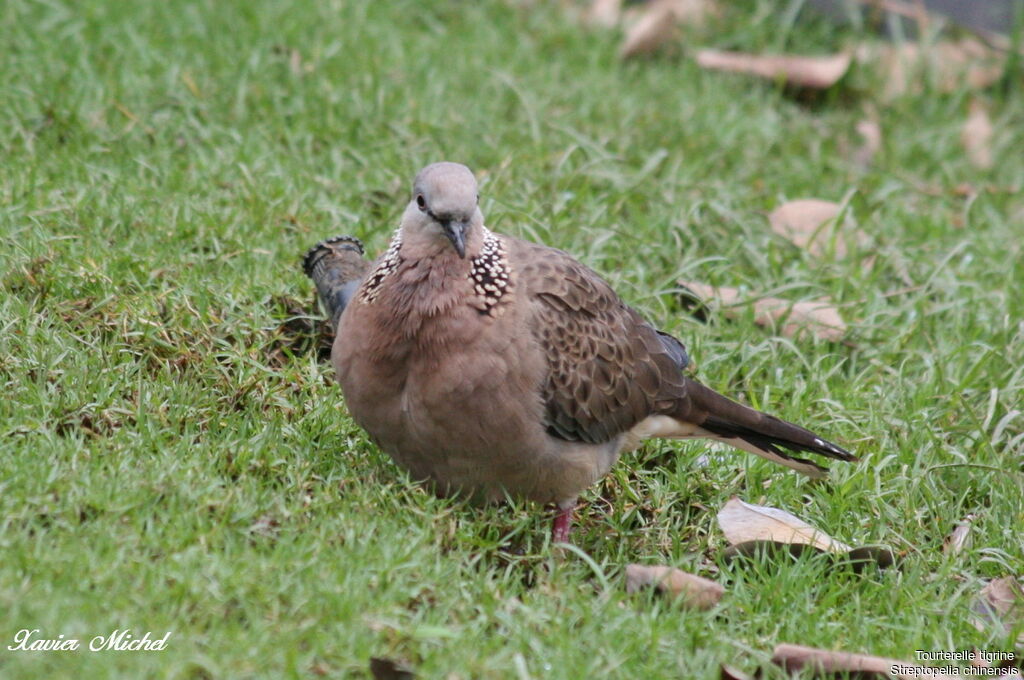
854, 117, 883, 167
768, 199, 867, 259
962, 99, 994, 170
625, 564, 724, 609
716, 498, 896, 569
619, 1, 678, 58
717, 497, 852, 553
695, 50, 851, 89
772, 643, 959, 679
972, 576, 1024, 639
658, 0, 715, 25
622, 0, 716, 27
584, 0, 622, 28
855, 38, 1005, 100
942, 514, 975, 556
678, 281, 847, 342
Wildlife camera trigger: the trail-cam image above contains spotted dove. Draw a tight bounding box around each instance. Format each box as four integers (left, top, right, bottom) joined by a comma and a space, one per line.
303, 162, 856, 542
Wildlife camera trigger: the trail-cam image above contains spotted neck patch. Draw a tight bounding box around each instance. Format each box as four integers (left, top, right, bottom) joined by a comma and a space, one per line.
358, 229, 403, 304
470, 227, 512, 314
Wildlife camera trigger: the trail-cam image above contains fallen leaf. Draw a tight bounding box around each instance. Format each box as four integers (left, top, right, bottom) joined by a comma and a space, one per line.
695, 50, 851, 89
961, 99, 994, 170
855, 38, 1005, 100
625, 564, 724, 610
677, 281, 847, 342
768, 199, 865, 258
617, 0, 717, 57
716, 498, 895, 569
619, 1, 678, 58
771, 643, 959, 679
971, 576, 1024, 640
717, 497, 852, 553
658, 0, 715, 25
854, 117, 882, 167
942, 514, 975, 556
584, 0, 622, 28
370, 657, 416, 680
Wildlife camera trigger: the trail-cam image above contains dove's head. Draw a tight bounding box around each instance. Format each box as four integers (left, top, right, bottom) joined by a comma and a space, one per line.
401, 162, 483, 259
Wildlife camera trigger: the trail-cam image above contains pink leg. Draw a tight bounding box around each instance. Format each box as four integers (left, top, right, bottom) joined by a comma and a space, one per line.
551, 501, 577, 544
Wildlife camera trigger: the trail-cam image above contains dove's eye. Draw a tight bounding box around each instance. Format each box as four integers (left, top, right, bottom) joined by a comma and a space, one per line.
416, 194, 427, 211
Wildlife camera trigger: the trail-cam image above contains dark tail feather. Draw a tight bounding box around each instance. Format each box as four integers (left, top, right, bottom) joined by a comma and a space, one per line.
302, 236, 370, 331
680, 378, 857, 479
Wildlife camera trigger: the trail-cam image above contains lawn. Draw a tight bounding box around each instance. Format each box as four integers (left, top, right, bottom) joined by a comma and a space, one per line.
1, 0, 1022, 678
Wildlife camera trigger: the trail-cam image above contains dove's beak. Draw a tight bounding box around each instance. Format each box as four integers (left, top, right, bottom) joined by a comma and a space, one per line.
444, 220, 468, 258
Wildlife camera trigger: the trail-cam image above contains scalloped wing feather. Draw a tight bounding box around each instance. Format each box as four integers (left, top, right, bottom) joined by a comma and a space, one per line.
513, 241, 688, 444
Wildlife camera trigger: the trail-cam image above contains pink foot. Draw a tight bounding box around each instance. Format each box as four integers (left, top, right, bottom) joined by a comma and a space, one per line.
551, 501, 576, 544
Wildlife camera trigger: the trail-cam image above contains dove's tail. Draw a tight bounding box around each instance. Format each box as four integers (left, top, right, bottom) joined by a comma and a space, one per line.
302, 236, 370, 331
669, 378, 858, 478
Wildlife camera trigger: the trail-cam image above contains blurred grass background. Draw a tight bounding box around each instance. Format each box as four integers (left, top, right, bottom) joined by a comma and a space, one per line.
1, 0, 1022, 677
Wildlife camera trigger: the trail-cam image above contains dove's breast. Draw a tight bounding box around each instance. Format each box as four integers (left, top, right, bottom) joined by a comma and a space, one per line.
332, 269, 619, 505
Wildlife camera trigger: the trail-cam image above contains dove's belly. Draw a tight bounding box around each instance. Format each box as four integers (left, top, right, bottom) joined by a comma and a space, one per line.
334, 316, 620, 505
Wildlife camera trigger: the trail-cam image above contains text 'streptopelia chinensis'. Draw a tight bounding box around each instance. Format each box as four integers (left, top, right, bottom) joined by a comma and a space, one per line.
303, 162, 856, 542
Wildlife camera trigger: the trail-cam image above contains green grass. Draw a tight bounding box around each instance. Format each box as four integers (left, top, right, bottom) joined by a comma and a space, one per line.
2, 0, 1023, 678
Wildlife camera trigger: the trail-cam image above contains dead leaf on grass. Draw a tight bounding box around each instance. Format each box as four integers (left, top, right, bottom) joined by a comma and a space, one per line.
620, 1, 678, 58
658, 0, 716, 24
772, 643, 959, 679
717, 498, 895, 568
854, 116, 883, 167
961, 99, 994, 170
768, 199, 867, 259
971, 576, 1024, 643
718, 497, 852, 553
942, 514, 975, 556
695, 50, 852, 89
584, 0, 622, 28
677, 281, 847, 342
855, 38, 1005, 100
625, 564, 724, 609
618, 0, 719, 58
